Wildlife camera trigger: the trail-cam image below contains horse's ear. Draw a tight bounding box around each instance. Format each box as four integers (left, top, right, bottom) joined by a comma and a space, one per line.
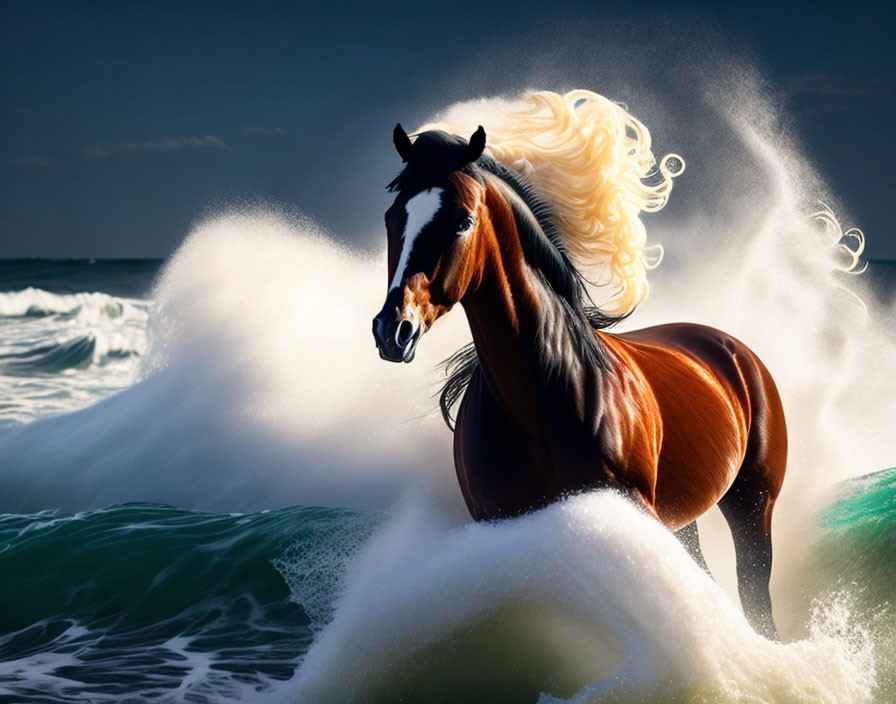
465, 126, 486, 163
393, 123, 413, 162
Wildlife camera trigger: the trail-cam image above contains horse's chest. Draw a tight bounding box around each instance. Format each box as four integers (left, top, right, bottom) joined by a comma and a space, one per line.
452, 372, 611, 520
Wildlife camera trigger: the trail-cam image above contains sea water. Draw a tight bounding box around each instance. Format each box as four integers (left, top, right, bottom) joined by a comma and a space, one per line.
1, 84, 895, 701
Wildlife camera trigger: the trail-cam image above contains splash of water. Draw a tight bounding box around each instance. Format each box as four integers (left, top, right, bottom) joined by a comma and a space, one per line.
0, 211, 469, 514
0, 66, 892, 702
278, 492, 876, 703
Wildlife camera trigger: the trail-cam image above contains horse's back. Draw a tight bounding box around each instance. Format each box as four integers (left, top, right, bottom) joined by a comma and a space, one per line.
606, 323, 786, 527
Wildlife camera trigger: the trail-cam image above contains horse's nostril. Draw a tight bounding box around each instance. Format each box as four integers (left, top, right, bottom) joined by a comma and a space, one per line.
396, 319, 415, 346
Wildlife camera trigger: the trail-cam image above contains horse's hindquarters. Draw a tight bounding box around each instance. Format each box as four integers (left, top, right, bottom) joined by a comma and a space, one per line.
611, 324, 771, 529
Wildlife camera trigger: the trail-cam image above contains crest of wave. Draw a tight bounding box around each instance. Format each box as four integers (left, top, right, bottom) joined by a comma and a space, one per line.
418, 89, 684, 315
276, 492, 876, 703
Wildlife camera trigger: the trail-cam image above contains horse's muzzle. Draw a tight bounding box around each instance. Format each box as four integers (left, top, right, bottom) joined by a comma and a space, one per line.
372, 312, 420, 363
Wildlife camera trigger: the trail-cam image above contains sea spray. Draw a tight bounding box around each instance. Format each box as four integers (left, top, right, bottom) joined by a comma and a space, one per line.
0, 214, 469, 514
631, 77, 896, 641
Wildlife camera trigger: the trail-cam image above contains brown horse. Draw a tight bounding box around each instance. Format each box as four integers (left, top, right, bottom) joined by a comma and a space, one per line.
372, 125, 787, 639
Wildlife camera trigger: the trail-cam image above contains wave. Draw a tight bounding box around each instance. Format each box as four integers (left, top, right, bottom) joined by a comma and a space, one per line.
0, 502, 378, 702
0, 287, 148, 372
0, 287, 150, 423
0, 287, 148, 322
0, 215, 467, 514
0, 335, 98, 374
0, 334, 142, 375
1, 485, 889, 703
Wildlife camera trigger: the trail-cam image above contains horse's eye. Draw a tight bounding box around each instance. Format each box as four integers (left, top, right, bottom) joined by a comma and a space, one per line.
458, 215, 476, 236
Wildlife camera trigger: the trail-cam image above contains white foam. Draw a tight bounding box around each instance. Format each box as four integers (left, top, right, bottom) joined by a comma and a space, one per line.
276, 492, 876, 703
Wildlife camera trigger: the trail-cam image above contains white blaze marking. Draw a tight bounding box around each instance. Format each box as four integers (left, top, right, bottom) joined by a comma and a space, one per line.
389, 188, 444, 292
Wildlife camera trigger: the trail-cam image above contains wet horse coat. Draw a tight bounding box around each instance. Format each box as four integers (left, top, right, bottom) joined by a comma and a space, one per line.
373, 127, 787, 638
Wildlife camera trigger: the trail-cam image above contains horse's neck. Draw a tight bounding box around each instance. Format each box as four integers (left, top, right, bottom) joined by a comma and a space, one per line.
460, 196, 593, 426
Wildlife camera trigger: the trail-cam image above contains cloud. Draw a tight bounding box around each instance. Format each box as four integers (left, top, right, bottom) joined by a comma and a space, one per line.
9, 155, 51, 167
86, 135, 230, 157
243, 126, 288, 136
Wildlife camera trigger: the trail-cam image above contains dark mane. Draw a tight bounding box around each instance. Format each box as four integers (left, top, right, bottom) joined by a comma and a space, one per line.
385, 130, 626, 429
440, 158, 628, 428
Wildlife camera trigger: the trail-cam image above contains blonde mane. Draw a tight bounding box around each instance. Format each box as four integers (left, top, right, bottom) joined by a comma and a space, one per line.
418, 90, 683, 315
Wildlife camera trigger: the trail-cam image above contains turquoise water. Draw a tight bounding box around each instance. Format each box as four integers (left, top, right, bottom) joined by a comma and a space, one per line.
820, 466, 896, 531
814, 467, 896, 619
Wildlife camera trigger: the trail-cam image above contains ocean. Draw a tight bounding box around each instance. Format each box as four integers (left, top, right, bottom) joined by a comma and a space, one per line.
2, 96, 896, 701
0, 257, 387, 702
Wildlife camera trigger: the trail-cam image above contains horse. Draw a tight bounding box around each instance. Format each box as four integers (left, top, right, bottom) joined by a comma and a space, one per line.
372, 123, 787, 640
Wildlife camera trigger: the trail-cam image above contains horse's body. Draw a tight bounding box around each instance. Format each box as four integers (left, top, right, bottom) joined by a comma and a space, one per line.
373, 123, 787, 639
455, 322, 786, 532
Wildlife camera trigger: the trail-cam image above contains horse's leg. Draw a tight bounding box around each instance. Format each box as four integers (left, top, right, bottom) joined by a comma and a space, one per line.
674, 521, 709, 573
718, 476, 778, 640
717, 351, 786, 641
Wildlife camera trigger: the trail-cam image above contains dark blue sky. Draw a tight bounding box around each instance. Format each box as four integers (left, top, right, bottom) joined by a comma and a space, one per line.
2, 1, 894, 258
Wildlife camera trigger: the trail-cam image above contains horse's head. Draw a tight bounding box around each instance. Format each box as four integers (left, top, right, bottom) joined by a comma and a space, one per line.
372, 124, 488, 363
